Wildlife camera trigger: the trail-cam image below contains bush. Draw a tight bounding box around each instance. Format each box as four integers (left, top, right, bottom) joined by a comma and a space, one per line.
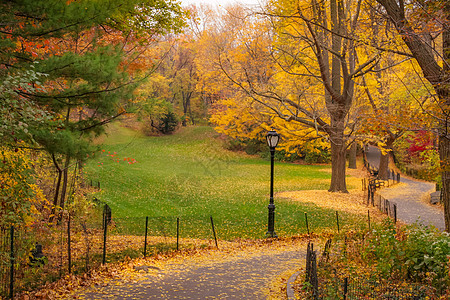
363, 220, 450, 292
157, 111, 179, 134
222, 136, 327, 163
142, 111, 179, 135
308, 221, 449, 299
304, 147, 330, 164
393, 131, 440, 181
403, 224, 450, 290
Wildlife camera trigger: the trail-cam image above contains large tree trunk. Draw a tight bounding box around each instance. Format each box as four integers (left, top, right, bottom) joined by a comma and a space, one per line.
329, 141, 348, 192
348, 142, 357, 169
440, 135, 450, 232
329, 118, 348, 192
441, 2, 450, 233
378, 137, 394, 180
378, 151, 389, 180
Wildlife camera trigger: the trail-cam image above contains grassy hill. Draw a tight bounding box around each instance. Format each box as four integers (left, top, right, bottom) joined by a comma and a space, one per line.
85, 124, 363, 239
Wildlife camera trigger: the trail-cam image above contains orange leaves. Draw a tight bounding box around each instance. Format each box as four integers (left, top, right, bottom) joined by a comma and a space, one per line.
95, 149, 138, 167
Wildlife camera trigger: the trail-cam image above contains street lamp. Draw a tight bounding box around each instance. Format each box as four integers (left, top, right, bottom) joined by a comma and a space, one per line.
266, 129, 279, 238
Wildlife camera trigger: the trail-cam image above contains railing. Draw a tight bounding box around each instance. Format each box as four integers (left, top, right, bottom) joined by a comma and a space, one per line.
0, 204, 223, 299
303, 240, 431, 299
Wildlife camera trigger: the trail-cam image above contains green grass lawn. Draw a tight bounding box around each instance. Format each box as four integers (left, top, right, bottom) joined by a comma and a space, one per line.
86, 125, 364, 239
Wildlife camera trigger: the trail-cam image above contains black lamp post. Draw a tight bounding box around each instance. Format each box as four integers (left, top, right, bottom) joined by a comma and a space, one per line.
266, 129, 279, 238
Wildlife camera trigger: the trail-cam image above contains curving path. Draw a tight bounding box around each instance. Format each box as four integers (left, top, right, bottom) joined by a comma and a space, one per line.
72, 245, 306, 299
366, 146, 445, 231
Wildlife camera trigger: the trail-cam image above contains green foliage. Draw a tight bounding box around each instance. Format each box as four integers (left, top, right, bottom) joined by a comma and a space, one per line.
222, 138, 266, 156
304, 145, 331, 164
313, 221, 449, 299
363, 219, 403, 277
158, 111, 179, 134
363, 220, 450, 292
0, 64, 50, 147
403, 224, 450, 290
223, 136, 327, 163
139, 97, 179, 135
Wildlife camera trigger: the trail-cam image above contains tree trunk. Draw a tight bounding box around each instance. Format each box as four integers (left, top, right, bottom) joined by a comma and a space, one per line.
329, 118, 348, 192
53, 169, 62, 208
378, 138, 394, 180
329, 139, 348, 193
441, 1, 450, 233
59, 155, 71, 210
182, 91, 192, 127
378, 151, 389, 180
50, 154, 62, 221
348, 142, 357, 169
440, 135, 450, 232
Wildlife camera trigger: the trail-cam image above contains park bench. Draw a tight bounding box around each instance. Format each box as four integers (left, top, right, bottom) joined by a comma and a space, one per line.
369, 168, 378, 178
369, 178, 384, 190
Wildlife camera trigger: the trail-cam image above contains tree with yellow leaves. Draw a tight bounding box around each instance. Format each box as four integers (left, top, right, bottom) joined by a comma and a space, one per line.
205, 0, 381, 192
0, 148, 47, 227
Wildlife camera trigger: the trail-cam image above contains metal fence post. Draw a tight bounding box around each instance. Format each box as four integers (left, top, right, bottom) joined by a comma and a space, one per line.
305, 212, 310, 235
9, 226, 14, 300
176, 217, 180, 251
68, 215, 71, 274
144, 216, 148, 257
305, 242, 312, 282
394, 204, 397, 223
311, 251, 318, 299
102, 213, 107, 265
210, 216, 218, 249
336, 211, 340, 233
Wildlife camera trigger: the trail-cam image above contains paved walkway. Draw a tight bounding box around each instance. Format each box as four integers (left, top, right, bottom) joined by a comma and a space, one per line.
74, 245, 306, 299
366, 146, 445, 230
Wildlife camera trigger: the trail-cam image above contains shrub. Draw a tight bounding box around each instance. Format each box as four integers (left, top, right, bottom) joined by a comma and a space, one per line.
363, 220, 450, 292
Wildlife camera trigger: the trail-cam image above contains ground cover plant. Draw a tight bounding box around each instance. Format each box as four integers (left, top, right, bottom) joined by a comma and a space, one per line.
295, 219, 450, 299
85, 125, 367, 239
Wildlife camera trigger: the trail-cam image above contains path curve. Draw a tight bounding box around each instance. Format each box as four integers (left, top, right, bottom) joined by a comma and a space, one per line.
366, 146, 445, 230
73, 245, 306, 299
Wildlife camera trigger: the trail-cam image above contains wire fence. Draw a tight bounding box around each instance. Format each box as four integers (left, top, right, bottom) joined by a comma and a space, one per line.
362, 163, 400, 223
304, 240, 432, 300
1, 199, 374, 298
0, 204, 225, 298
